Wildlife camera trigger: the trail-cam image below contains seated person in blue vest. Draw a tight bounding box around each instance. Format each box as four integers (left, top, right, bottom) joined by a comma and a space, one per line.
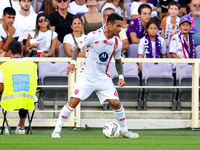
0, 7, 23, 57
126, 4, 152, 44
0, 41, 37, 134
138, 17, 167, 72
169, 17, 195, 69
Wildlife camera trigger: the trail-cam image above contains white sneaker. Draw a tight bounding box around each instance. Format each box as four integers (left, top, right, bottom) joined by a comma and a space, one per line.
15, 126, 25, 135
51, 131, 61, 138
122, 131, 139, 138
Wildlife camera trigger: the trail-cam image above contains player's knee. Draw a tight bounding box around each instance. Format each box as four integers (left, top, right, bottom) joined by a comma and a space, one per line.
68, 97, 81, 108
108, 99, 121, 109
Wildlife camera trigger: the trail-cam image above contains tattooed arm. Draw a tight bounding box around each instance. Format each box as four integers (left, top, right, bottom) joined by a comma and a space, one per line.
66, 46, 81, 75
115, 59, 125, 87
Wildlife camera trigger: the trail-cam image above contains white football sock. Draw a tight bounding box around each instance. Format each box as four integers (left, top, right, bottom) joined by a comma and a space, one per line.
54, 103, 74, 133
114, 105, 128, 132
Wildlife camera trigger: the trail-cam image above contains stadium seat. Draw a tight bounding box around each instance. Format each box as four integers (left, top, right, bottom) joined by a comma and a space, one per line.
142, 63, 177, 110
175, 63, 200, 110
59, 44, 67, 57
195, 45, 200, 58
127, 44, 138, 58
111, 62, 143, 110
38, 62, 69, 114
36, 0, 43, 13
125, 2, 132, 22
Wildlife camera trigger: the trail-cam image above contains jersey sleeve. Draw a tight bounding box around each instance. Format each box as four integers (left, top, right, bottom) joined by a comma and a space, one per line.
161, 38, 167, 55
77, 32, 93, 50
138, 38, 145, 56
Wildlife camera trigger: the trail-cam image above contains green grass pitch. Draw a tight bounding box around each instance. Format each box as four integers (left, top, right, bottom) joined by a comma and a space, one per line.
0, 127, 200, 150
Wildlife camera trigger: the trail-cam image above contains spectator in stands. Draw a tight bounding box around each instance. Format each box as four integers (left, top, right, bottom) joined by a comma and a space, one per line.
182, 0, 200, 47
25, 13, 57, 57
38, 0, 57, 16
14, 0, 37, 46
126, 4, 152, 44
81, 0, 103, 35
130, 0, 159, 19
0, 41, 37, 135
101, 0, 128, 27
0, 7, 23, 57
169, 18, 194, 68
0, 0, 35, 22
138, 17, 167, 71
48, 0, 74, 57
68, 0, 89, 16
63, 16, 86, 57
160, 1, 180, 49
102, 7, 129, 54
153, 0, 187, 18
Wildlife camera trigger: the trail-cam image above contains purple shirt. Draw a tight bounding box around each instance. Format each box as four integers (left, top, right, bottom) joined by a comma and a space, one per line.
126, 18, 145, 44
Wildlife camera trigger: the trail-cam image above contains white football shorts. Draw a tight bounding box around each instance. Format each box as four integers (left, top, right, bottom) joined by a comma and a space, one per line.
70, 75, 119, 105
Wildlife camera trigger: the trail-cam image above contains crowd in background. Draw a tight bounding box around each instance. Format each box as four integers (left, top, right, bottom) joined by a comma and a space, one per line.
0, 0, 199, 63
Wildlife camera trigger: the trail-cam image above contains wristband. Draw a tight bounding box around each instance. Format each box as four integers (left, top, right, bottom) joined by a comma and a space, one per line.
45, 53, 48, 57
71, 60, 77, 65
119, 75, 124, 80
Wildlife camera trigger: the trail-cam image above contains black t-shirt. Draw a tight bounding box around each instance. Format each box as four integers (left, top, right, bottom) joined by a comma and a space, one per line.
153, 0, 186, 13
48, 11, 75, 43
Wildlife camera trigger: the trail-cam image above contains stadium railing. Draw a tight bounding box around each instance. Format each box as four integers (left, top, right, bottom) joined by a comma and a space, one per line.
0, 57, 199, 129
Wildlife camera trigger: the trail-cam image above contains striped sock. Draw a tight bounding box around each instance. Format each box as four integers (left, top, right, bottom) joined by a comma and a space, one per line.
114, 105, 128, 132
54, 103, 74, 133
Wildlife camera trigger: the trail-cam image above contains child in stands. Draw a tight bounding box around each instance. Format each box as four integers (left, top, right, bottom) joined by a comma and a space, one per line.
138, 17, 167, 72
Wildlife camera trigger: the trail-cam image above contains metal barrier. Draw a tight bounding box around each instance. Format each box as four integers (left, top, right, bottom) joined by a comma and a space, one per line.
0, 57, 199, 128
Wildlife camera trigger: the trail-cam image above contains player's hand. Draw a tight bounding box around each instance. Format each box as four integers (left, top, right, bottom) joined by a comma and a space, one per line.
67, 64, 75, 75
118, 79, 125, 87
8, 26, 16, 36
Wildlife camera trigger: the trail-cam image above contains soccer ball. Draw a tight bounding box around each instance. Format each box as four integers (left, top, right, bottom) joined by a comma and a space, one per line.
103, 122, 121, 138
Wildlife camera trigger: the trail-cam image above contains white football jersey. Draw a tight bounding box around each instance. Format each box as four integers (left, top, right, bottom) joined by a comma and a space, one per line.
78, 29, 122, 80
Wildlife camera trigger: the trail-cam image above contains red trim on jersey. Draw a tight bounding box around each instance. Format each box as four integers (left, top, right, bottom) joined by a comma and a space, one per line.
66, 104, 73, 111
105, 37, 118, 77
182, 43, 188, 58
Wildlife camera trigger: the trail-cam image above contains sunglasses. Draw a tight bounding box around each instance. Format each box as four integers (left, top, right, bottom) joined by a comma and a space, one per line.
57, 0, 69, 3
192, 4, 200, 8
38, 18, 48, 23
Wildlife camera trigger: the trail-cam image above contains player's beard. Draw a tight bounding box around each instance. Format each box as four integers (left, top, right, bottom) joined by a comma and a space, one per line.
21, 6, 30, 11
193, 10, 200, 17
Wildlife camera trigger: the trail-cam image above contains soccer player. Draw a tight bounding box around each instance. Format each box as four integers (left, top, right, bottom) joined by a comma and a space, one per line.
51, 13, 139, 139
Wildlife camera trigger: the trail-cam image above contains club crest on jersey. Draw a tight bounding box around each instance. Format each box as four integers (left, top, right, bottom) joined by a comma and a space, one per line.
103, 40, 112, 45
99, 52, 108, 62
114, 90, 118, 97
75, 89, 79, 95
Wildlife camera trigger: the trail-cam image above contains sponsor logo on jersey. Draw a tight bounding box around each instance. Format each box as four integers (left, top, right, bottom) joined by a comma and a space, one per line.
119, 118, 125, 121
99, 52, 108, 62
95, 41, 99, 44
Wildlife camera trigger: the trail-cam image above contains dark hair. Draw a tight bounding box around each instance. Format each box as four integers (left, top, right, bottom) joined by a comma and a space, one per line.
138, 4, 152, 15
168, 1, 181, 10
71, 16, 83, 25
8, 42, 22, 55
146, 17, 160, 29
39, 0, 55, 16
34, 13, 50, 38
107, 13, 123, 25
3, 7, 16, 16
